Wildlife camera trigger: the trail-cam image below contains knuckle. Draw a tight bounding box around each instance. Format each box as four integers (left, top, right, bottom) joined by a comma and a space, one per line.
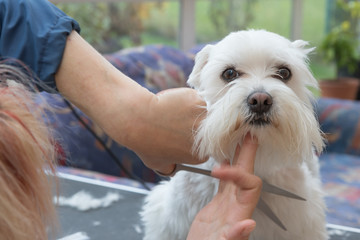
253, 176, 263, 191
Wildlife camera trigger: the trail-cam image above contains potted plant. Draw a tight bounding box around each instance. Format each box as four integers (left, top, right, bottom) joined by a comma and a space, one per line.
319, 0, 360, 100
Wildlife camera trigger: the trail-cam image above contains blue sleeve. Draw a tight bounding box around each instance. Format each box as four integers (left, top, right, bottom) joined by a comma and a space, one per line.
0, 0, 80, 91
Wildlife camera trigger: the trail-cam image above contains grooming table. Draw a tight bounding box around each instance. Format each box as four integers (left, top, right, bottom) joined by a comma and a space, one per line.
55, 170, 148, 240
55, 168, 360, 240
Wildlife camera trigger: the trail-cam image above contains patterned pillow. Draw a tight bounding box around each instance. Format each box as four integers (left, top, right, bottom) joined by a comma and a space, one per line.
316, 98, 360, 155
320, 153, 360, 227
105, 45, 194, 93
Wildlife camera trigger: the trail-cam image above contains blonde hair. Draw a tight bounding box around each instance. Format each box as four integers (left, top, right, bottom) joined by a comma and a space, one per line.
0, 63, 57, 239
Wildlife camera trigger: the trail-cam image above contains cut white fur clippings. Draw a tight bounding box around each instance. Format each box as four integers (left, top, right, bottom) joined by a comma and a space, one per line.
57, 232, 90, 240
55, 190, 122, 211
141, 29, 328, 240
133, 224, 143, 234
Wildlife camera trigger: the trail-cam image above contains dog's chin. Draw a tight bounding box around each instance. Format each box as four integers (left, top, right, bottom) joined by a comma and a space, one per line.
246, 114, 272, 127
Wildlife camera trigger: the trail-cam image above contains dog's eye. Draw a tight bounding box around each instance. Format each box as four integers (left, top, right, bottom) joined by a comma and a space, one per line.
221, 68, 240, 82
273, 67, 291, 81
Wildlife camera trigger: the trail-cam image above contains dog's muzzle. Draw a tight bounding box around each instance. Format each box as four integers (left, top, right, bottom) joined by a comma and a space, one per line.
246, 91, 273, 126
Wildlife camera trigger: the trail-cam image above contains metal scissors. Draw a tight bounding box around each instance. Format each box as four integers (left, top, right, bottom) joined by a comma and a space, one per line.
156, 164, 306, 231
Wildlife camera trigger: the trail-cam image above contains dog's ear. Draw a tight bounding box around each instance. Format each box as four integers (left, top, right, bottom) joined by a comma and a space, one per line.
291, 39, 318, 88
187, 44, 213, 89
291, 40, 315, 55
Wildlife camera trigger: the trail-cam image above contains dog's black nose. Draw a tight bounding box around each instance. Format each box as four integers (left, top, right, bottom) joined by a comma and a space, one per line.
247, 91, 273, 114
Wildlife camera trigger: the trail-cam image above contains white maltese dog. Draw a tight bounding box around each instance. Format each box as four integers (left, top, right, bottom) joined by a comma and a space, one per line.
141, 29, 328, 240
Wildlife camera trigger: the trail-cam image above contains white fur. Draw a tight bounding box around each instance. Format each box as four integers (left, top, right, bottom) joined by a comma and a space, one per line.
141, 30, 328, 240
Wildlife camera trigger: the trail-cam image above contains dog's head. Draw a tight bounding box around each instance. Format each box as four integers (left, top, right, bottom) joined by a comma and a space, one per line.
188, 30, 324, 164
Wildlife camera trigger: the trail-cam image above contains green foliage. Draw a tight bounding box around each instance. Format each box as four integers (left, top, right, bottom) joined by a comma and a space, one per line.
54, 0, 332, 81
142, 2, 178, 46
247, 0, 291, 38
320, 0, 360, 75
208, 0, 257, 36
56, 2, 160, 53
56, 3, 111, 49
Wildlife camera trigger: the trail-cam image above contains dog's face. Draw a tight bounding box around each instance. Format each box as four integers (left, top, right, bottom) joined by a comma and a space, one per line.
188, 30, 323, 165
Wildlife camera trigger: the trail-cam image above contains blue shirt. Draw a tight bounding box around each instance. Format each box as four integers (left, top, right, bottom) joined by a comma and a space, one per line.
0, 0, 80, 91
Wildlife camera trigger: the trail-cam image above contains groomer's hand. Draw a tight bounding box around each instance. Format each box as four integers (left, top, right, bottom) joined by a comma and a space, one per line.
130, 87, 207, 174
187, 134, 261, 240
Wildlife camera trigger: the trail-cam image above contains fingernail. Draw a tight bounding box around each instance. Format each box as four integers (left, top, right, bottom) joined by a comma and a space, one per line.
212, 166, 221, 172
210, 166, 222, 178
244, 132, 258, 144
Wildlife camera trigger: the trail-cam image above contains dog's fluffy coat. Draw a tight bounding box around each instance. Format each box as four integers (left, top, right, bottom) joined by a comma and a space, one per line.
141, 30, 328, 240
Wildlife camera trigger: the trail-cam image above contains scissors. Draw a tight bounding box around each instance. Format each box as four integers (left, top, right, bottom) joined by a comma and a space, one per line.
156, 164, 306, 231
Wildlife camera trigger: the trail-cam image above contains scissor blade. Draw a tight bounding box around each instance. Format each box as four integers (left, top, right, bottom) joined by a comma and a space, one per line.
176, 164, 213, 177
262, 180, 306, 201
154, 164, 213, 177
257, 197, 287, 231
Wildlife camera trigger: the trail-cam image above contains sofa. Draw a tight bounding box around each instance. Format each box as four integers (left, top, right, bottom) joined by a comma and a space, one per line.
316, 98, 360, 228
40, 45, 360, 229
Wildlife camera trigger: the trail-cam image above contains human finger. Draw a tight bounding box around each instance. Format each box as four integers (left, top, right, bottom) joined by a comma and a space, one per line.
225, 219, 256, 240
212, 166, 262, 190
233, 133, 258, 173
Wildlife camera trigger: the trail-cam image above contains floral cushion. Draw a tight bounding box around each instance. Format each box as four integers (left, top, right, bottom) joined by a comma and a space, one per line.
316, 97, 360, 155
104, 45, 194, 93
315, 98, 360, 227
320, 153, 360, 227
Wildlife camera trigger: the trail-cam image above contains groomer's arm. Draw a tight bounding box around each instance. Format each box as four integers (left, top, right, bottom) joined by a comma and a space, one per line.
55, 31, 206, 174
